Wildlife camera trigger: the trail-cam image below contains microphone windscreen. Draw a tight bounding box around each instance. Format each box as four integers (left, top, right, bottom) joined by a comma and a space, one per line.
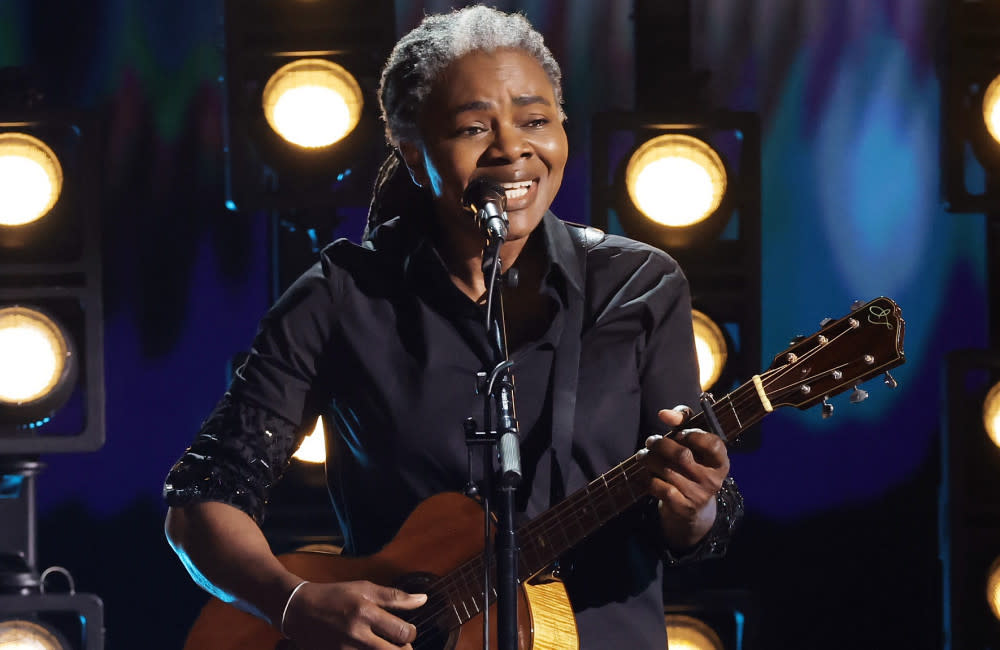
462, 177, 507, 213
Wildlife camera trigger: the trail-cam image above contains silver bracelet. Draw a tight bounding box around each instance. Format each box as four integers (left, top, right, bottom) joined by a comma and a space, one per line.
279, 580, 310, 638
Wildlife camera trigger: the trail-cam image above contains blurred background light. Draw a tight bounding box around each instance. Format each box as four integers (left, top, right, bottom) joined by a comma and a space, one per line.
262, 59, 363, 149
989, 556, 1000, 622
0, 133, 63, 227
625, 134, 727, 228
983, 74, 1000, 146
664, 614, 725, 650
692, 309, 728, 391
983, 380, 1000, 448
0, 306, 73, 409
0, 618, 69, 650
292, 416, 326, 464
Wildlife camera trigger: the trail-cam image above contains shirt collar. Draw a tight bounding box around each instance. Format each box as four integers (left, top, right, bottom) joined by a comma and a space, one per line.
539, 210, 585, 297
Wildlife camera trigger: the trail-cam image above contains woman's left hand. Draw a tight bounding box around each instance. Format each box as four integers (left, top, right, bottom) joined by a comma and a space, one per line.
643, 407, 731, 550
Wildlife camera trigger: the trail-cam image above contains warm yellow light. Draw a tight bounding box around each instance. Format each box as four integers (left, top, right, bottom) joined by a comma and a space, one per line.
0, 307, 71, 406
293, 416, 326, 463
625, 134, 727, 228
692, 309, 728, 391
0, 619, 67, 650
664, 614, 725, 650
988, 556, 1000, 621
262, 59, 363, 148
983, 74, 1000, 146
984, 381, 1000, 448
0, 133, 63, 227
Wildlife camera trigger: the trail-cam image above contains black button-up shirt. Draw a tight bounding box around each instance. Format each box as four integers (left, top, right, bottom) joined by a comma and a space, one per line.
166, 210, 740, 648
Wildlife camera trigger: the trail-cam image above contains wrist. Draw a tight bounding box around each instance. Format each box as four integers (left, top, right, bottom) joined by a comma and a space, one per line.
279, 580, 310, 638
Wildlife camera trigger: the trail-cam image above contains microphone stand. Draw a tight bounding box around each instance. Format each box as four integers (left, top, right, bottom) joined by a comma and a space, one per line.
464, 203, 520, 650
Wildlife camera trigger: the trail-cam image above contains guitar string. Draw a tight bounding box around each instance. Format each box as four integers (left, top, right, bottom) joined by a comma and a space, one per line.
407, 322, 876, 638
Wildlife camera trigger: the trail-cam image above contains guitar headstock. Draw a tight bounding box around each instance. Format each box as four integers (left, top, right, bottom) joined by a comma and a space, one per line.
763, 297, 905, 411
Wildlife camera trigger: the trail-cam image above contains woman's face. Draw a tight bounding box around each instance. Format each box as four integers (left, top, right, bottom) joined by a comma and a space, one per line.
400, 48, 568, 247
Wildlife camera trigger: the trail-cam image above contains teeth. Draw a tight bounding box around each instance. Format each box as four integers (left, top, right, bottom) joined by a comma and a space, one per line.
501, 181, 532, 200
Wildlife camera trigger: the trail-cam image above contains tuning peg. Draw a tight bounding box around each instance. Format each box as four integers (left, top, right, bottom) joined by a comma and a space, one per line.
789, 334, 806, 345
849, 385, 869, 403
851, 299, 865, 310
821, 397, 834, 419
820, 317, 834, 327
883, 372, 898, 389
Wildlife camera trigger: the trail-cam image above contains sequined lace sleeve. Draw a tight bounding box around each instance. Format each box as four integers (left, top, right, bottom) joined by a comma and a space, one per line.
662, 475, 744, 566
163, 393, 304, 524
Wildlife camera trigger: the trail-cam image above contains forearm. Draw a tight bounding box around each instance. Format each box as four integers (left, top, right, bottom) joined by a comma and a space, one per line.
165, 501, 303, 626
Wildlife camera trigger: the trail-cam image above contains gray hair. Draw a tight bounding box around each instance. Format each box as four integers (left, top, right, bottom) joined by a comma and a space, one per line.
378, 5, 565, 146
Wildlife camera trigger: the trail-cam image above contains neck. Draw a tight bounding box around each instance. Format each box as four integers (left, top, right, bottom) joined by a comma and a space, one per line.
435, 222, 537, 303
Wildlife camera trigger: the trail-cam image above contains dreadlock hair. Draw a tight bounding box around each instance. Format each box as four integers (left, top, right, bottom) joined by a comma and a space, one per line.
363, 4, 565, 242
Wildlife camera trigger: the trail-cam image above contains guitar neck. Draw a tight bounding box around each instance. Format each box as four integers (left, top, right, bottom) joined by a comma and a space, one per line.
517, 382, 768, 578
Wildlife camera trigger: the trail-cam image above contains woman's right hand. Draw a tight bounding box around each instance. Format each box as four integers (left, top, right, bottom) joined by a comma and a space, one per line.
281, 580, 428, 649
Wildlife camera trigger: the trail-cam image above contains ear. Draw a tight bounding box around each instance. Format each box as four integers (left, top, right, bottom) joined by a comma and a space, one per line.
398, 141, 429, 189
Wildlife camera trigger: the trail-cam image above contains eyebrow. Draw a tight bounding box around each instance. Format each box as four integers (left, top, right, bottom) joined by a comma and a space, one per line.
452, 95, 552, 115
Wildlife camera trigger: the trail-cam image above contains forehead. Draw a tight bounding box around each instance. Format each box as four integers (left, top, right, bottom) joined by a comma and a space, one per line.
427, 48, 557, 110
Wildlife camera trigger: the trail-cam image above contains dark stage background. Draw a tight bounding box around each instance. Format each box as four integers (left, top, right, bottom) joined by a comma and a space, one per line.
0, 0, 988, 648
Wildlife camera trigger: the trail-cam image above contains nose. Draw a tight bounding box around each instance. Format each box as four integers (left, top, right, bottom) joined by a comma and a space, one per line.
484, 123, 531, 163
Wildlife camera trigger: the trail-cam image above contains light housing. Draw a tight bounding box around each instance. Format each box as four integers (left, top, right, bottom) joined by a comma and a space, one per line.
942, 0, 1000, 212
222, 0, 395, 211
0, 111, 103, 455
0, 593, 103, 650
0, 306, 77, 425
941, 349, 1000, 646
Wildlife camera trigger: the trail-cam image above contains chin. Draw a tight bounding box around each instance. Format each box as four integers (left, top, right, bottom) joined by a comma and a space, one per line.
505, 209, 545, 241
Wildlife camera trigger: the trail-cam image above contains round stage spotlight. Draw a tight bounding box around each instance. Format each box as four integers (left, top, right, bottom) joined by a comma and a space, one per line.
664, 614, 725, 650
262, 59, 363, 149
988, 556, 1000, 621
0, 133, 64, 227
983, 74, 1000, 146
692, 309, 728, 391
983, 380, 1000, 448
0, 306, 76, 422
293, 416, 326, 464
0, 618, 70, 650
625, 134, 727, 228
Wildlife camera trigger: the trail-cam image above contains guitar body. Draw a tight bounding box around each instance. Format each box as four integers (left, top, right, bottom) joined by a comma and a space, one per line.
182, 492, 579, 650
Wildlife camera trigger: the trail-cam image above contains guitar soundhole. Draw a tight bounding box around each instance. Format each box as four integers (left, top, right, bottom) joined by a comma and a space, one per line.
394, 572, 456, 650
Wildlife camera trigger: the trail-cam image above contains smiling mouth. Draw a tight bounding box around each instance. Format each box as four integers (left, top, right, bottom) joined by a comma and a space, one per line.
500, 180, 534, 201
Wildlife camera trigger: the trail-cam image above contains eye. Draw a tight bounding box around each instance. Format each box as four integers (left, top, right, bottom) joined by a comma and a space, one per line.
457, 124, 487, 136
524, 117, 550, 128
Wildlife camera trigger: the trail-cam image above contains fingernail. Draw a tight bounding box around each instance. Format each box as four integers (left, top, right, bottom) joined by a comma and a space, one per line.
413, 593, 428, 603
644, 434, 663, 448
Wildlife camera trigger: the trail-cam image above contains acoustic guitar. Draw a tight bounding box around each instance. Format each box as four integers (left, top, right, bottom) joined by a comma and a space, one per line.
183, 297, 905, 650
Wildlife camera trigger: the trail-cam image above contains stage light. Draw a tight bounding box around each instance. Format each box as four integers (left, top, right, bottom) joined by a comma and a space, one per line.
625, 134, 727, 228
989, 556, 1000, 621
942, 350, 1000, 645
983, 380, 1000, 447
292, 416, 325, 464
0, 619, 69, 649
985, 75, 1000, 146
0, 307, 75, 413
691, 309, 728, 392
262, 59, 363, 149
223, 0, 395, 211
942, 0, 1000, 211
665, 614, 725, 650
0, 593, 103, 650
0, 110, 104, 454
0, 133, 63, 227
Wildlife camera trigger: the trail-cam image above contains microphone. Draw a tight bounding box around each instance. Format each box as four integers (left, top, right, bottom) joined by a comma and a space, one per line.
462, 177, 509, 242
